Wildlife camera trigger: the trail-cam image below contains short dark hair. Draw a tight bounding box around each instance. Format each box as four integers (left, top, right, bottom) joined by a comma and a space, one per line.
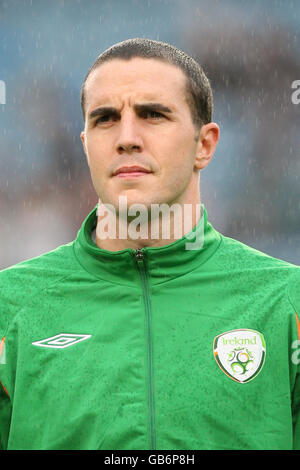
81, 38, 213, 130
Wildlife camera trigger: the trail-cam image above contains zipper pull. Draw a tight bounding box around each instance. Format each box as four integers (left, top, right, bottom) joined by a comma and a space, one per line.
135, 248, 144, 261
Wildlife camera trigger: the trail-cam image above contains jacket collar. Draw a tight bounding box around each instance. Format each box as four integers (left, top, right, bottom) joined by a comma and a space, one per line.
73, 203, 222, 287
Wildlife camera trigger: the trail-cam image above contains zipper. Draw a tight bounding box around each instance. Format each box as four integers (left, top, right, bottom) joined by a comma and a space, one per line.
135, 248, 156, 450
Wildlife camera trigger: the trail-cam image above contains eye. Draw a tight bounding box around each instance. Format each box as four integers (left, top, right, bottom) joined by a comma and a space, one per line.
142, 110, 164, 120
95, 114, 117, 125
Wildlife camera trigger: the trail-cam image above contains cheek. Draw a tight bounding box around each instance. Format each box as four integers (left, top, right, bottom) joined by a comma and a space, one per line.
85, 138, 109, 173
166, 147, 197, 193
159, 139, 195, 175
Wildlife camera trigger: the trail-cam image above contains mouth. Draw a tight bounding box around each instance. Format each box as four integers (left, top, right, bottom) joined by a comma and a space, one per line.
113, 166, 152, 178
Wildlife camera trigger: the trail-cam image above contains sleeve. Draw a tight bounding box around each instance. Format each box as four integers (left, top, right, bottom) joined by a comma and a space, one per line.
0, 381, 10, 450
0, 271, 12, 450
288, 269, 300, 450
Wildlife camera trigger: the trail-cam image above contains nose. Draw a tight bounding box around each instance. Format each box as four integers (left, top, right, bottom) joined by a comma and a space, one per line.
116, 111, 143, 154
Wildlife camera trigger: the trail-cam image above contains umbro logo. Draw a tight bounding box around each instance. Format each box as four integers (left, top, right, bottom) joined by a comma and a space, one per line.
32, 333, 92, 349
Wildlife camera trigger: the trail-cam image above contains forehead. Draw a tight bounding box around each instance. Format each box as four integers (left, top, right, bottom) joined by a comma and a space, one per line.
84, 57, 188, 110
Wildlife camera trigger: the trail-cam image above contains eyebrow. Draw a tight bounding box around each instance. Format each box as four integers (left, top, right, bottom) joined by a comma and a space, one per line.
88, 102, 173, 120
135, 103, 173, 114
88, 106, 117, 120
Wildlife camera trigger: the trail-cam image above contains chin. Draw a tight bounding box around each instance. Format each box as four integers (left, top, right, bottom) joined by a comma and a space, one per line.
98, 189, 177, 215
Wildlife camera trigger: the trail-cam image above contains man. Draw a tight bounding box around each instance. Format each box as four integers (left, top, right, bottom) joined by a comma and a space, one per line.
0, 38, 299, 450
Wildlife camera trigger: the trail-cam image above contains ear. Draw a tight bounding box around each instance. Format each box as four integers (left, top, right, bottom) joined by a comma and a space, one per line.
80, 130, 90, 167
194, 122, 219, 171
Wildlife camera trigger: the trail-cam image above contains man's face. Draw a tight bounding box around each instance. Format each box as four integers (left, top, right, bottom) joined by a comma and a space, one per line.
81, 58, 204, 213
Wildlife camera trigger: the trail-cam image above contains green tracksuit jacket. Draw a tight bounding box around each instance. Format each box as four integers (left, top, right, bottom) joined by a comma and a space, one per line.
0, 203, 300, 450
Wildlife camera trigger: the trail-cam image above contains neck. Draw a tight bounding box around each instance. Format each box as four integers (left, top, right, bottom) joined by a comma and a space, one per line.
95, 195, 202, 252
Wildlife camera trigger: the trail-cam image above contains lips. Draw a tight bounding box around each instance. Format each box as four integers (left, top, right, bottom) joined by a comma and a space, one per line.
113, 166, 152, 177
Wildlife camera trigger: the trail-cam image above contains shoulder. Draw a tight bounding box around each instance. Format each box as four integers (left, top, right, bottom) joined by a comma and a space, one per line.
215, 233, 300, 301
287, 269, 300, 315
218, 232, 299, 272
0, 241, 78, 334
0, 240, 77, 285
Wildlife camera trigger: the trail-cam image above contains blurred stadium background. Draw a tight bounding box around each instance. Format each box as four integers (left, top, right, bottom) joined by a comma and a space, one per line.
0, 0, 299, 269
